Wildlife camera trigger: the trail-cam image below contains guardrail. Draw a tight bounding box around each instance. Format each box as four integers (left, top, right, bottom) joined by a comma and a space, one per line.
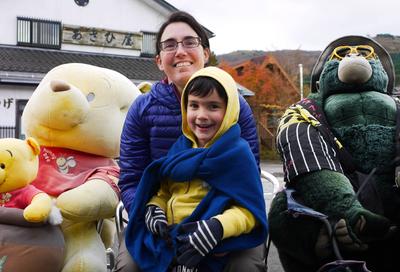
261, 170, 281, 196
0, 126, 16, 138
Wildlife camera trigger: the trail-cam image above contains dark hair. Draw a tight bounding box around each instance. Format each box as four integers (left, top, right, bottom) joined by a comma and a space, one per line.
183, 76, 228, 108
155, 11, 210, 55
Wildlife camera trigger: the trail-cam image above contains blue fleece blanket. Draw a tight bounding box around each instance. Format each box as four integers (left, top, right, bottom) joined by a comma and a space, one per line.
125, 124, 268, 272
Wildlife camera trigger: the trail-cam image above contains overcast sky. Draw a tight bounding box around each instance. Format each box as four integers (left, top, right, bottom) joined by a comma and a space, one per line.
167, 0, 399, 55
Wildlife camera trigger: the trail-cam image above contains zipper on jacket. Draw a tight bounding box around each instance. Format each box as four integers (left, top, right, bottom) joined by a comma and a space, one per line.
168, 181, 191, 224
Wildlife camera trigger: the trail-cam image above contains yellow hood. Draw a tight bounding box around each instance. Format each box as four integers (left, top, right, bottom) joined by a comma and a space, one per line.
181, 67, 239, 148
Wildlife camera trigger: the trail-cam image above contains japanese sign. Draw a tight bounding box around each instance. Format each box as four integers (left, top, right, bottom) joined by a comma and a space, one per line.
63, 24, 142, 50
0, 98, 14, 109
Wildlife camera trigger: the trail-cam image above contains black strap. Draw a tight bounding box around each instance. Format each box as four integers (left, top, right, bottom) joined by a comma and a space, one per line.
298, 98, 357, 174
393, 97, 400, 187
393, 97, 400, 160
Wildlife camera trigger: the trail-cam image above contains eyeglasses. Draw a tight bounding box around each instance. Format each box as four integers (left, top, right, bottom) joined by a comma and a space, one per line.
329, 45, 377, 61
159, 36, 202, 52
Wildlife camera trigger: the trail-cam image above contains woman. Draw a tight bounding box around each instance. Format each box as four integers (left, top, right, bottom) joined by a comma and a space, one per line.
116, 11, 263, 272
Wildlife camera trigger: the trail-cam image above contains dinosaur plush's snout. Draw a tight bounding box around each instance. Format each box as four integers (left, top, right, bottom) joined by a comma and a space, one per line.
338, 54, 372, 84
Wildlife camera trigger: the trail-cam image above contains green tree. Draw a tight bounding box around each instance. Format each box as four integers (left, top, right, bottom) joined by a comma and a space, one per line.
208, 51, 219, 66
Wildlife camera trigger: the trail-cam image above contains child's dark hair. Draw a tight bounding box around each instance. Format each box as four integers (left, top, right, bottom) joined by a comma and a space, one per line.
155, 11, 210, 55
184, 76, 228, 108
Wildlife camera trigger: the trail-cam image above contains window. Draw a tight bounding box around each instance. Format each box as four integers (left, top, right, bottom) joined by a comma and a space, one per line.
235, 66, 244, 76
141, 31, 156, 57
15, 99, 27, 139
265, 63, 275, 72
17, 17, 62, 49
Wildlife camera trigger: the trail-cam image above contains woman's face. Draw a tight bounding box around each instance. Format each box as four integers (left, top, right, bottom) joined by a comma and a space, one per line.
156, 22, 210, 92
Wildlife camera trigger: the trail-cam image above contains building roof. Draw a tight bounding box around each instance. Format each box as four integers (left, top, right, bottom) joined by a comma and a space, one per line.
0, 45, 164, 84
0, 45, 256, 97
236, 82, 255, 96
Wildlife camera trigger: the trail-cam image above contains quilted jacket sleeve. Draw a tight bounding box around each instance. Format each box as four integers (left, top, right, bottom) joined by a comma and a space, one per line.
238, 95, 260, 167
119, 95, 151, 214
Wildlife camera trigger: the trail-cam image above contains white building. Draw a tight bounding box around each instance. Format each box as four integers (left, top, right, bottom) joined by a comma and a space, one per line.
0, 0, 214, 138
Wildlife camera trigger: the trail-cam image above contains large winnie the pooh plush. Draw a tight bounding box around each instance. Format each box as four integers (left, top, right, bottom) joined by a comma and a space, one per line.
21, 63, 141, 272
269, 36, 400, 272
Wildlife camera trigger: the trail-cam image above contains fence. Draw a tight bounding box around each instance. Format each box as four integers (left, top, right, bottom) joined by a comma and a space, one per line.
0, 127, 16, 138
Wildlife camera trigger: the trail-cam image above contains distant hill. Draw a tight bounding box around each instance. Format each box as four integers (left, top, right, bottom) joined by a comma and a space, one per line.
374, 34, 400, 53
264, 50, 320, 86
218, 34, 400, 89
217, 50, 267, 66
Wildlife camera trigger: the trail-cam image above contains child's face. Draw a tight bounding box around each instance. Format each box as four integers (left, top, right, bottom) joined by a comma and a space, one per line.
187, 89, 227, 147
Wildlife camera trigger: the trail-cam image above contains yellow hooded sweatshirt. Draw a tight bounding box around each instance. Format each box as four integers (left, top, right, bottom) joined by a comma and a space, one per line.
148, 67, 256, 239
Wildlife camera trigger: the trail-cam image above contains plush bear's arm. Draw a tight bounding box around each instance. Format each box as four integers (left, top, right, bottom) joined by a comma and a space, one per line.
293, 170, 358, 218
269, 170, 350, 268
56, 178, 119, 221
293, 170, 393, 250
269, 169, 394, 270
23, 192, 52, 222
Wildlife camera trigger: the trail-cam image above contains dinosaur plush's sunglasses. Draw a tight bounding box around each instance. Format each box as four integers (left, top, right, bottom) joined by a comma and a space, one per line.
329, 45, 377, 61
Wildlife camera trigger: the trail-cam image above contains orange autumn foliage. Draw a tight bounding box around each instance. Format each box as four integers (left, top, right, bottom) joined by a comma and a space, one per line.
219, 55, 300, 157
219, 55, 299, 109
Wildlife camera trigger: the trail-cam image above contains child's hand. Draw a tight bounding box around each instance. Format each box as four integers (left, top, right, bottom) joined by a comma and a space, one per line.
145, 205, 168, 239
176, 218, 223, 268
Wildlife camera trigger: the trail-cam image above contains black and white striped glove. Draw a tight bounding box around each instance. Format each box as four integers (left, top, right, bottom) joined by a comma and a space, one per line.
145, 205, 168, 239
176, 218, 223, 268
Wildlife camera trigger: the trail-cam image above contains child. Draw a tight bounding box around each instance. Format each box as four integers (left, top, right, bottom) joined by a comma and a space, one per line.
125, 67, 268, 272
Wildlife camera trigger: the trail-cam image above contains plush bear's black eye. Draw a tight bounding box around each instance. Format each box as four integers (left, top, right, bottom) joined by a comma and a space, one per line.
0, 163, 5, 169
86, 92, 95, 102
75, 0, 89, 6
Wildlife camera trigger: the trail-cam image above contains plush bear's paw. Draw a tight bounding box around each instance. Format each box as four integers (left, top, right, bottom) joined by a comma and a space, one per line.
315, 220, 368, 259
23, 205, 50, 222
334, 219, 368, 252
335, 210, 397, 251
23, 193, 52, 223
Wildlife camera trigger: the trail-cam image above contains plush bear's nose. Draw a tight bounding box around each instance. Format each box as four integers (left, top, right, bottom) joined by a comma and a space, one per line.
338, 55, 372, 84
50, 80, 70, 92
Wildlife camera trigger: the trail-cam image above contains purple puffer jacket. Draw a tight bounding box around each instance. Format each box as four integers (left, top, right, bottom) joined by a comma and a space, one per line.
119, 81, 260, 213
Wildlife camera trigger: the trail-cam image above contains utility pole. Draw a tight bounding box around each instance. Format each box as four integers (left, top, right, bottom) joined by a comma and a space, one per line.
298, 64, 304, 100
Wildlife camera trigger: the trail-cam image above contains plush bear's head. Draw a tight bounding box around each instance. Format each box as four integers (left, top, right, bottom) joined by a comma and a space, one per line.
311, 35, 395, 97
0, 137, 40, 193
318, 57, 389, 100
22, 63, 141, 158
309, 36, 397, 173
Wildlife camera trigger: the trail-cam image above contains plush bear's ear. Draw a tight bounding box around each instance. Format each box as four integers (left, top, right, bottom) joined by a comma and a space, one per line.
137, 81, 152, 93
26, 137, 41, 156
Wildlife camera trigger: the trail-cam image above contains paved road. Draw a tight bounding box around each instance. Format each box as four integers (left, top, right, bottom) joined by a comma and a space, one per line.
261, 160, 285, 272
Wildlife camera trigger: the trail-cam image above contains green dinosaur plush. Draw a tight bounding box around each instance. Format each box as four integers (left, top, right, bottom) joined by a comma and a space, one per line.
269, 36, 400, 272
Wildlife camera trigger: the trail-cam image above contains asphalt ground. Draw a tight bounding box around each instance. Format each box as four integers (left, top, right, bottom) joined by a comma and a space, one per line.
261, 160, 285, 272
